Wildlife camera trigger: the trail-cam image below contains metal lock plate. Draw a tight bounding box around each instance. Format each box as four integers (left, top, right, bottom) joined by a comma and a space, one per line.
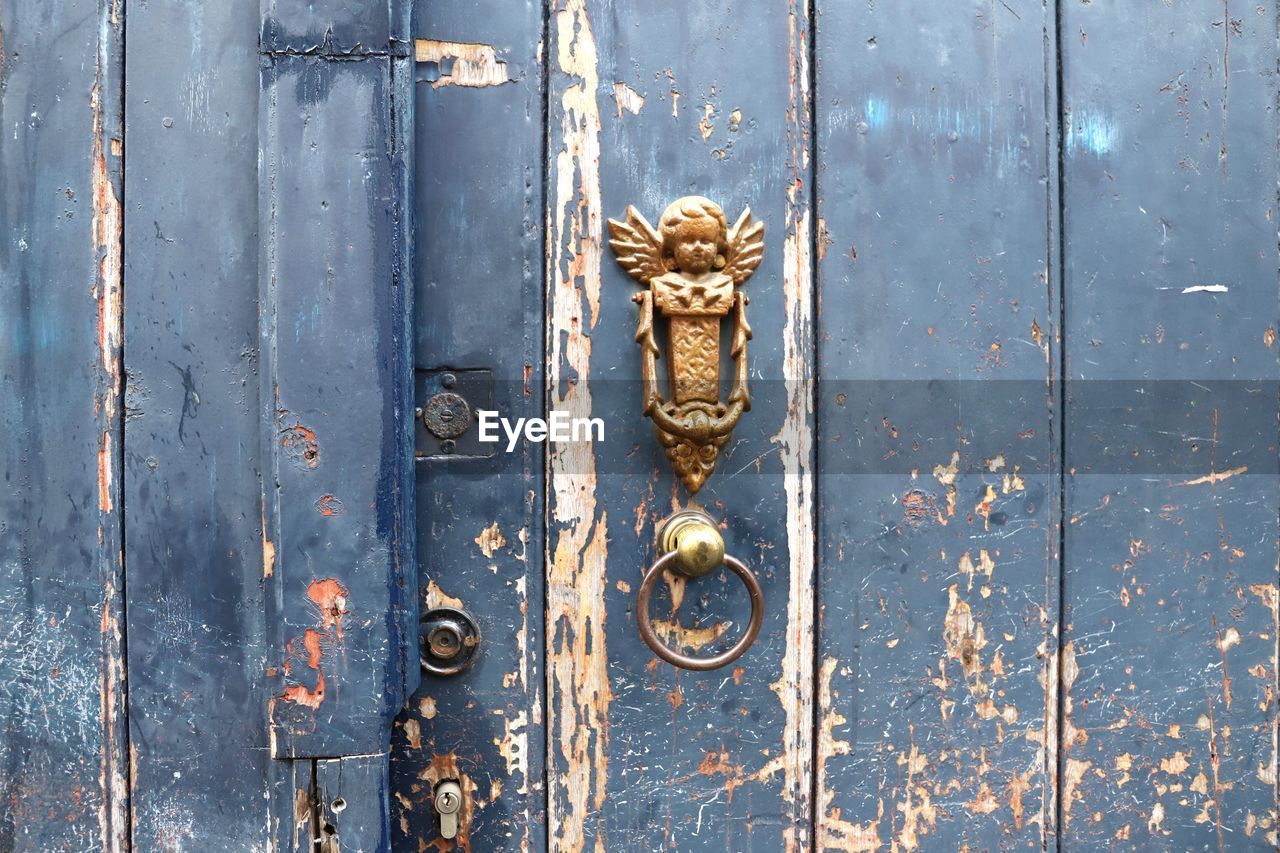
414, 368, 494, 458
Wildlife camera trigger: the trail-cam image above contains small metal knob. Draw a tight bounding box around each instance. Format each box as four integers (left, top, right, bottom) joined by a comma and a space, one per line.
420, 607, 481, 676
658, 511, 725, 578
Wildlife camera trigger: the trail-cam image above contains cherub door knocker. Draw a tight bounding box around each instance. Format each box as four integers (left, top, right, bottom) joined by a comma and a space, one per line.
608, 196, 764, 494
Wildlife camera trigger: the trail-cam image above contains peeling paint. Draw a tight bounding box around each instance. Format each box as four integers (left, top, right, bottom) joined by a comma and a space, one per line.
651, 618, 729, 651
279, 420, 319, 469
770, 3, 817, 849
612, 82, 644, 117
307, 578, 349, 640
957, 549, 995, 592
698, 102, 715, 141
424, 579, 464, 610
495, 711, 529, 795
1062, 758, 1092, 826
817, 658, 880, 850
314, 493, 345, 516
403, 718, 422, 750
260, 501, 276, 578
415, 39, 511, 89
547, 3, 612, 850
1178, 464, 1248, 487
943, 584, 988, 689
474, 521, 506, 558
92, 47, 128, 850
277, 579, 350, 715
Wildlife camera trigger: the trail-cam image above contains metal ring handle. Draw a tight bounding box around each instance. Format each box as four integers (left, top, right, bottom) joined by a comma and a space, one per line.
636, 549, 764, 671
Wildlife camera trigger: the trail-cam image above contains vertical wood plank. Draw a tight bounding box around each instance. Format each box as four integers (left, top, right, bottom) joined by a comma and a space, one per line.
1058, 3, 1280, 846
0, 1, 127, 848
281, 760, 319, 853
388, 1, 549, 850
545, 1, 816, 848
122, 0, 274, 846
260, 51, 416, 758
814, 0, 1060, 848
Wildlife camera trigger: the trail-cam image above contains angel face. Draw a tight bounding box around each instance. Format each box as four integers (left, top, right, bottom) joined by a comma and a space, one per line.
669, 218, 722, 274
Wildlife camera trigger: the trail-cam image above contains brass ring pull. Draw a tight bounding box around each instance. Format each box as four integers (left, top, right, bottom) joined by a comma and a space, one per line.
636, 513, 765, 671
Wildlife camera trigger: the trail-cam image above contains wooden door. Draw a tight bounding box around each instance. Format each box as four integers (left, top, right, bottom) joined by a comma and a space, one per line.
2, 0, 1276, 851
393, 1, 1278, 850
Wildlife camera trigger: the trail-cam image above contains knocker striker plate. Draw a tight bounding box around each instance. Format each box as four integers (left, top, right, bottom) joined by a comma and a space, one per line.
608, 196, 764, 494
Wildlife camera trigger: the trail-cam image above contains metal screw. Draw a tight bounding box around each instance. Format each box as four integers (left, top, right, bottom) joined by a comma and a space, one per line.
440, 439, 456, 454
440, 373, 457, 389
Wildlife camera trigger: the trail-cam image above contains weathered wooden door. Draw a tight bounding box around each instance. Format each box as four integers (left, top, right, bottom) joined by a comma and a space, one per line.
3, 0, 1277, 850
392, 0, 1280, 850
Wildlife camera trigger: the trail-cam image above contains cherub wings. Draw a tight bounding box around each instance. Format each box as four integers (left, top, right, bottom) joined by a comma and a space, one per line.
722, 208, 765, 285
607, 205, 766, 285
607, 206, 667, 283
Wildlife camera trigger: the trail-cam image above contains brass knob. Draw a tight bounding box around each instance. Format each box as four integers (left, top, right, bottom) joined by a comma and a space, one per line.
637, 511, 764, 671
659, 511, 725, 578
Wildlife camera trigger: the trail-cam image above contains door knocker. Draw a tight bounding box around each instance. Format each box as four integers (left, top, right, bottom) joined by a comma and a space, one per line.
635, 510, 765, 671
607, 196, 763, 494
609, 197, 766, 670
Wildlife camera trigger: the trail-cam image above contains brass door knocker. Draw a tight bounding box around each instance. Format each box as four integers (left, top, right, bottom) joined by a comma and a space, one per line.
608, 196, 764, 494
610, 197, 766, 670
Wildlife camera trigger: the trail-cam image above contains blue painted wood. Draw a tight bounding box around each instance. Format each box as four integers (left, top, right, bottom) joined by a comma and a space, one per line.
317, 755, 394, 850
815, 2, 1061, 848
4, 0, 1278, 848
544, 1, 817, 849
0, 0, 128, 848
121, 2, 279, 847
389, 1, 548, 850
261, 0, 393, 56
260, 50, 417, 758
1059, 3, 1280, 846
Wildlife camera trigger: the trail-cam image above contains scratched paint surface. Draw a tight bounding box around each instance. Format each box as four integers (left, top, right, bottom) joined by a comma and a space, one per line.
1059, 3, 1280, 848
0, 0, 127, 848
117, 1, 279, 847
4, 0, 1279, 849
543, 1, 816, 849
815, 1, 1061, 849
261, 52, 417, 760
389, 0, 548, 850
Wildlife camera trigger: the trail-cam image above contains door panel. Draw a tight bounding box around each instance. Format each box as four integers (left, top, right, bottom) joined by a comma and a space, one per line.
122, 1, 272, 847
4, 0, 1279, 849
392, 0, 549, 850
260, 51, 416, 759
815, 2, 1061, 849
0, 1, 127, 847
1059, 4, 1280, 847
546, 0, 816, 849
